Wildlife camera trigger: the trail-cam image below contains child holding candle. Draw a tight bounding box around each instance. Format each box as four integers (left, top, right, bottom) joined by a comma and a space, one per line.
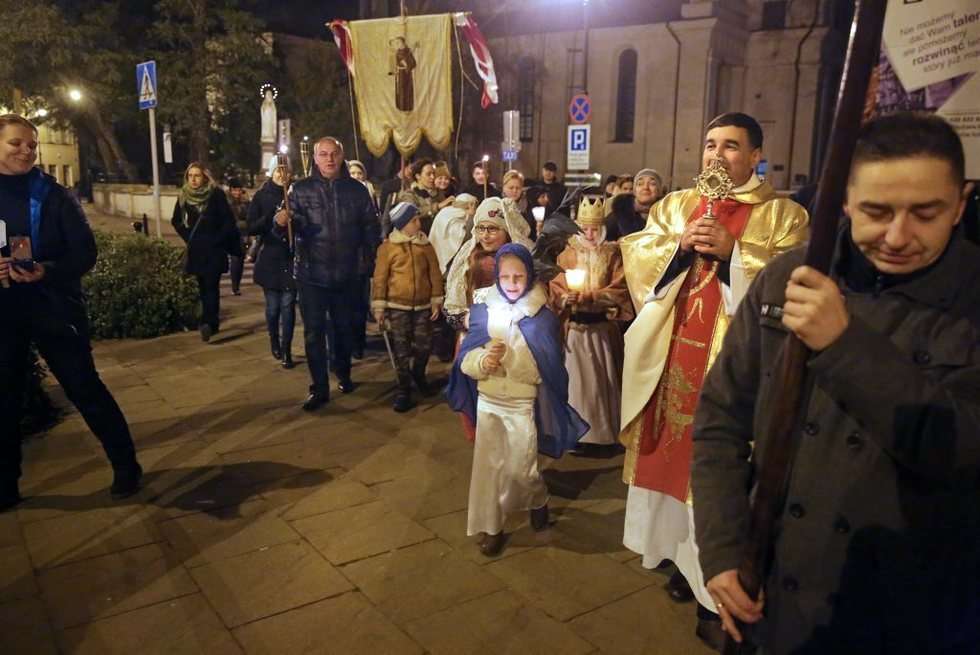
549, 196, 634, 455
447, 243, 588, 556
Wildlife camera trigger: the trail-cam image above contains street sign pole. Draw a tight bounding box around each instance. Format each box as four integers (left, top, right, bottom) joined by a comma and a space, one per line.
148, 107, 162, 238
137, 60, 161, 237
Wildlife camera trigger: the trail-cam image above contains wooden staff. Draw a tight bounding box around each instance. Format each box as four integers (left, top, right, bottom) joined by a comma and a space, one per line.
275, 152, 293, 250
722, 1, 886, 653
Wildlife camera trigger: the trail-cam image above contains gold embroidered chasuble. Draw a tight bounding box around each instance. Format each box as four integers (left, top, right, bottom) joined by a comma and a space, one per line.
618, 181, 809, 488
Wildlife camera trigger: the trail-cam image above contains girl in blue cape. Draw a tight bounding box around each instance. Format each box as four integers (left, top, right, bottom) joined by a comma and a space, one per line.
447, 243, 588, 556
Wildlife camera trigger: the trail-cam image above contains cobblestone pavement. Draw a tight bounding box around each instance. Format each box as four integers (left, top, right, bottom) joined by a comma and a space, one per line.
3, 209, 713, 654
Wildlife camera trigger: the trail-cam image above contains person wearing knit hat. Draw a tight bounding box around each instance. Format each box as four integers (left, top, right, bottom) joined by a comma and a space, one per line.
372, 202, 445, 412
549, 196, 634, 456
444, 196, 533, 328
433, 161, 457, 201
605, 168, 666, 241
448, 243, 588, 556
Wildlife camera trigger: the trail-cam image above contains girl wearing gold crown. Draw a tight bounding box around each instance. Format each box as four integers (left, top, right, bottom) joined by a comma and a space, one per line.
549, 196, 634, 452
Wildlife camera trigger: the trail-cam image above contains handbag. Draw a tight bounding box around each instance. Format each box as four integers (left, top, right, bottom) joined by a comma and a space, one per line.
180, 208, 205, 275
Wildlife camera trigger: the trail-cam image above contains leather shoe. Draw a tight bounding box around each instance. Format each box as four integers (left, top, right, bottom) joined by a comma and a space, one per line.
695, 616, 726, 652
338, 378, 356, 394
270, 337, 283, 360
480, 531, 505, 557
393, 394, 416, 413
302, 392, 329, 412
110, 462, 143, 500
530, 504, 549, 531
281, 355, 295, 370
665, 570, 695, 603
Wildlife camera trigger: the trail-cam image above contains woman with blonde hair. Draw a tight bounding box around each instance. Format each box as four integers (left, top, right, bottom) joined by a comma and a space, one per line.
171, 161, 241, 342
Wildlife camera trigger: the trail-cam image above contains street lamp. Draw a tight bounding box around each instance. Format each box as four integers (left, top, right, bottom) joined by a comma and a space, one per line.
68, 88, 83, 103
36, 108, 49, 118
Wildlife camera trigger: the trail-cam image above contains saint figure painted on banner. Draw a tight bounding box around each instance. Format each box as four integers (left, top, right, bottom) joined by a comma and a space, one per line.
390, 37, 417, 112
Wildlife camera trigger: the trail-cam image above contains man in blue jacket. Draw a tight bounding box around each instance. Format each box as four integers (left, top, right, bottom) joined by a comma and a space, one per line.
275, 137, 380, 411
0, 114, 141, 510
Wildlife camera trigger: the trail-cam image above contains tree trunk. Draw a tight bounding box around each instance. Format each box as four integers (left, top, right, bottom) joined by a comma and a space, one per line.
92, 132, 118, 179
87, 105, 139, 182
89, 109, 138, 182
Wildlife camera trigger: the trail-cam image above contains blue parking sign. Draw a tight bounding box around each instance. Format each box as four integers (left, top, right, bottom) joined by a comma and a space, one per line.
566, 124, 591, 170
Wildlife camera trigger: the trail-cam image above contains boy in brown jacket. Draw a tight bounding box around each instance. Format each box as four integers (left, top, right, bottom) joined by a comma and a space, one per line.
372, 202, 445, 412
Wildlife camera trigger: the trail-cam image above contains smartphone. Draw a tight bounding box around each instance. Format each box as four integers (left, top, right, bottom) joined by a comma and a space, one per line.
10, 236, 35, 271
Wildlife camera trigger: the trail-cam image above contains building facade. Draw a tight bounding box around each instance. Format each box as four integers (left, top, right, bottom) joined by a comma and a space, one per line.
37, 122, 81, 189
359, 0, 852, 191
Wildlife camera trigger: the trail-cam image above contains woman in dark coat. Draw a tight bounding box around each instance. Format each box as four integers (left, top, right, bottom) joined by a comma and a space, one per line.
247, 167, 296, 368
171, 161, 241, 342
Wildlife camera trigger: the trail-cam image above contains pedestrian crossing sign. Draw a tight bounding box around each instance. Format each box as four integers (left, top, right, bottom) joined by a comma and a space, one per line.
137, 61, 157, 110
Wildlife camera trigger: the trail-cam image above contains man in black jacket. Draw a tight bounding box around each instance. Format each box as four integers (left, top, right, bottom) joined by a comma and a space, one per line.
692, 113, 980, 653
275, 137, 380, 411
0, 114, 141, 510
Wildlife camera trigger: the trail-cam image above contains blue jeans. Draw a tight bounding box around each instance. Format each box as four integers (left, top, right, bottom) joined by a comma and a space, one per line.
263, 289, 296, 354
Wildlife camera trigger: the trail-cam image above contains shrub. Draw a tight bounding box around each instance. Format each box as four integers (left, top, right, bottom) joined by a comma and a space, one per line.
84, 231, 200, 339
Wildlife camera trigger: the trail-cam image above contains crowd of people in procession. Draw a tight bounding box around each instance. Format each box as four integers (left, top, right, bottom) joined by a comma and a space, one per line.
2, 107, 980, 653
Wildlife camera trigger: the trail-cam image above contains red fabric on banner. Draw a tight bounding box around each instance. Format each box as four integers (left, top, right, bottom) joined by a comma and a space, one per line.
456, 15, 498, 109
632, 197, 752, 502
329, 20, 354, 77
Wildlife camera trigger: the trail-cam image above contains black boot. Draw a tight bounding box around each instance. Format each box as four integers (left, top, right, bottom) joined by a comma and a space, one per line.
110, 462, 143, 500
666, 569, 695, 603
393, 371, 415, 412
303, 391, 329, 412
411, 362, 432, 396
281, 353, 295, 369
480, 531, 506, 557
270, 333, 282, 361
530, 504, 550, 531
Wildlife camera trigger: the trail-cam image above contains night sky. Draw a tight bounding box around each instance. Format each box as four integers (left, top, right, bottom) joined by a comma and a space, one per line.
252, 0, 362, 39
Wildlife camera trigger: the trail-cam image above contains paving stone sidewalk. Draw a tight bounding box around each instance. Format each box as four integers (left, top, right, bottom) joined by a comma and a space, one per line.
3, 208, 713, 654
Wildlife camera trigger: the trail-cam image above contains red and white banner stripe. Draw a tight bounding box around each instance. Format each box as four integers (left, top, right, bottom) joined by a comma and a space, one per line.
455, 13, 499, 109
329, 20, 354, 77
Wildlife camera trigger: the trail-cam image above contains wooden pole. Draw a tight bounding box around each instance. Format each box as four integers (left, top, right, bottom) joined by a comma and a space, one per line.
722, 1, 887, 652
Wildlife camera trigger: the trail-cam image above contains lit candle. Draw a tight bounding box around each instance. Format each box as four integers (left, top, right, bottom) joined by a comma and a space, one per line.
565, 268, 586, 292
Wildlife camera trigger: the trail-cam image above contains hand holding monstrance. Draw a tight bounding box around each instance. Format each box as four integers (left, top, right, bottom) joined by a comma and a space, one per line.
683, 158, 737, 261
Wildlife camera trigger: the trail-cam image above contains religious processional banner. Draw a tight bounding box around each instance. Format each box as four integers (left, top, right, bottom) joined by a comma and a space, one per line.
345, 14, 454, 157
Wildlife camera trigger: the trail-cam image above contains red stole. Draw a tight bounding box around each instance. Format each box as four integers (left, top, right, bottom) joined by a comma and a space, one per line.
632, 197, 752, 501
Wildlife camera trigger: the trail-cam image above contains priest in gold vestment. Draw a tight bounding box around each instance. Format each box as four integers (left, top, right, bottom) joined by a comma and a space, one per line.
618, 113, 809, 650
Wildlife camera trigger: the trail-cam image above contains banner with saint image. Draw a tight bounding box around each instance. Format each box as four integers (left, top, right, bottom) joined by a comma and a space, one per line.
346, 14, 454, 157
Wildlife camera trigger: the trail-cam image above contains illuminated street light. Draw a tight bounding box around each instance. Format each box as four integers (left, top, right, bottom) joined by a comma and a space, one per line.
68, 88, 83, 102
279, 144, 289, 154
36, 108, 49, 118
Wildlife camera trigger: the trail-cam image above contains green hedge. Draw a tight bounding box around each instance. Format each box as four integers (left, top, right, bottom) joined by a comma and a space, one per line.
84, 231, 199, 339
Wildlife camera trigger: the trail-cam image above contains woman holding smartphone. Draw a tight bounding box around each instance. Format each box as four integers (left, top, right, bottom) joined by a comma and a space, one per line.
171, 161, 241, 342
0, 114, 142, 510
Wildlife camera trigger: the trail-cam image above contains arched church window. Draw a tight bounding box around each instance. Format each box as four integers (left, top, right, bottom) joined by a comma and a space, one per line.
518, 57, 535, 142
614, 49, 637, 143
